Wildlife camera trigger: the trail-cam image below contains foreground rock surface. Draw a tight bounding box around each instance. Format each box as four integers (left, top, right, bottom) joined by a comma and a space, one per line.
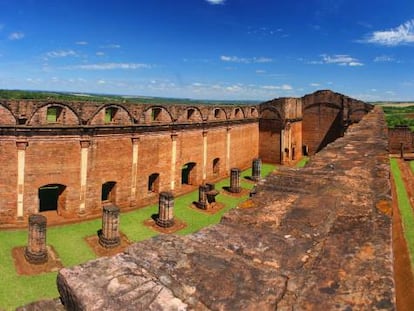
56, 107, 394, 310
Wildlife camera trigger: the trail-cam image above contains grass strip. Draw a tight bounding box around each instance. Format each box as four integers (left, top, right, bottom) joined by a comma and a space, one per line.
390, 158, 414, 268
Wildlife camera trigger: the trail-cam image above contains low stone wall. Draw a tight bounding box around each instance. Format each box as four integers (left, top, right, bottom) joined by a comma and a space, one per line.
49, 106, 393, 310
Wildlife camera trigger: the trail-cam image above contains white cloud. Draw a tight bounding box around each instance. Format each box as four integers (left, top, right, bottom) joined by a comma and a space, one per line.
364, 19, 414, 46
220, 55, 273, 64
206, 0, 225, 4
310, 54, 364, 66
310, 83, 320, 87
47, 50, 78, 58
76, 41, 88, 45
100, 44, 121, 49
70, 63, 151, 70
256, 70, 266, 74
9, 32, 24, 40
96, 51, 105, 56
374, 55, 395, 62
262, 84, 293, 90
97, 80, 106, 84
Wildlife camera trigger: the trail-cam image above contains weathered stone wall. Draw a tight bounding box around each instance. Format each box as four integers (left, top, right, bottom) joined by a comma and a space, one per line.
0, 90, 369, 226
0, 100, 260, 225
302, 90, 371, 155
55, 106, 394, 310
388, 126, 413, 154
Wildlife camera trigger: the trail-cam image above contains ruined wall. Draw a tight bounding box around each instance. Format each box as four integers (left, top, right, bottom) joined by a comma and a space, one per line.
302, 90, 371, 155
0, 90, 370, 225
0, 100, 259, 225
388, 126, 413, 154
54, 106, 394, 311
259, 97, 302, 164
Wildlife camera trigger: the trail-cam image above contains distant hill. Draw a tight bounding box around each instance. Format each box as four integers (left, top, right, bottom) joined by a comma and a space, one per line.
0, 89, 258, 106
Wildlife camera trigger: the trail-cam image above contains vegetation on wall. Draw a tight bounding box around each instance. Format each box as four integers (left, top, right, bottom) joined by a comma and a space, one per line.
382, 106, 414, 130
0, 89, 256, 106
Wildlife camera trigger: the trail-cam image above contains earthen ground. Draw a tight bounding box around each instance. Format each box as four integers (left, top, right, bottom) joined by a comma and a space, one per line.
221, 187, 251, 197
189, 202, 226, 215
143, 218, 187, 234
84, 232, 132, 257
392, 159, 414, 311
12, 245, 63, 275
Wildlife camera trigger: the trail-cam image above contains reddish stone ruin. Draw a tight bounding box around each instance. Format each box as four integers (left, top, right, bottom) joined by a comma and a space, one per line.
156, 191, 175, 228
24, 214, 48, 264
51, 106, 394, 310
0, 90, 371, 227
388, 125, 414, 155
98, 205, 121, 248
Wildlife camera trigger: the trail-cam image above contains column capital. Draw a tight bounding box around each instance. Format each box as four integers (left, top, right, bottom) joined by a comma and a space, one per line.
171, 132, 178, 141
80, 139, 91, 148
202, 130, 208, 137
131, 136, 140, 145
226, 126, 232, 132
16, 140, 28, 150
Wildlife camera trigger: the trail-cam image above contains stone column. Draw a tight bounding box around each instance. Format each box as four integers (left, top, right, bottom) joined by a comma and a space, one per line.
170, 133, 178, 190
79, 139, 90, 214
252, 158, 262, 181
25, 214, 48, 264
130, 136, 140, 206
229, 168, 241, 193
16, 140, 28, 219
197, 185, 208, 210
202, 130, 208, 181
156, 192, 174, 228
98, 205, 121, 248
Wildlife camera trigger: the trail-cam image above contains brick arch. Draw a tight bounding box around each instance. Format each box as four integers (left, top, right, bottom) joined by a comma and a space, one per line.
209, 107, 228, 121
141, 106, 174, 123
177, 106, 204, 122
302, 102, 344, 155
88, 104, 135, 125
0, 102, 17, 125
28, 102, 81, 125
259, 107, 283, 120
231, 107, 245, 119
249, 107, 259, 118
303, 101, 343, 112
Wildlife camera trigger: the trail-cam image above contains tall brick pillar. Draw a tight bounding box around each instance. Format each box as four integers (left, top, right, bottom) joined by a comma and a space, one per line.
79, 139, 90, 214
99, 205, 121, 248
25, 214, 48, 264
229, 168, 241, 193
170, 132, 178, 190
16, 140, 28, 220
130, 136, 140, 206
156, 192, 175, 228
252, 158, 262, 181
202, 130, 208, 181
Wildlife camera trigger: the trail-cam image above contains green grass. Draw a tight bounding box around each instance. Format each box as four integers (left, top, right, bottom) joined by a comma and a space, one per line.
0, 164, 276, 310
390, 158, 414, 268
296, 156, 309, 168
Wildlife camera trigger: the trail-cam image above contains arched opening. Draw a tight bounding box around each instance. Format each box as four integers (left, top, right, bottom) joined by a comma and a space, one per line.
104, 107, 118, 124
148, 173, 160, 193
102, 181, 116, 203
38, 184, 66, 213
46, 106, 63, 123
234, 108, 242, 118
181, 162, 196, 185
213, 158, 220, 177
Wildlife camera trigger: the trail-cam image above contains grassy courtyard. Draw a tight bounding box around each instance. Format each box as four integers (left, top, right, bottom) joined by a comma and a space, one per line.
391, 158, 414, 267
0, 164, 276, 310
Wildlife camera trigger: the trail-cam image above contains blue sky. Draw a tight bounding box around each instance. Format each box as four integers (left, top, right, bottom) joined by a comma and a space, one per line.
1, 0, 414, 101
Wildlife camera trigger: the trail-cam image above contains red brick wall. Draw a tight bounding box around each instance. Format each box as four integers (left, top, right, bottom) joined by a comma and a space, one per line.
259, 119, 283, 163
24, 139, 81, 217
302, 104, 342, 155
388, 127, 413, 154
0, 141, 18, 224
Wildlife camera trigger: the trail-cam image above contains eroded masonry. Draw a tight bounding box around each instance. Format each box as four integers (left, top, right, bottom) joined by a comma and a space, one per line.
54, 106, 393, 309
0, 90, 369, 226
